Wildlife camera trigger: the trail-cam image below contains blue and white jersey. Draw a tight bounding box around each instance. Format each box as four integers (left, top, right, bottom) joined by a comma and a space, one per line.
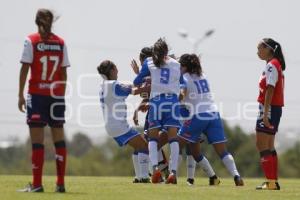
133, 57, 181, 99
181, 73, 218, 115
99, 80, 132, 137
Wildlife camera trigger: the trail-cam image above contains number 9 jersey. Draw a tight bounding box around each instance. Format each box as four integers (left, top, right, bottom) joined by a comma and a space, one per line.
133, 57, 181, 99
20, 33, 70, 96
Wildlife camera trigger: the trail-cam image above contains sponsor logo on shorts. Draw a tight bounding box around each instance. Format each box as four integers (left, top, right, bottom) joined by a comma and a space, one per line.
183, 132, 191, 138
31, 114, 41, 120
149, 122, 155, 127
184, 120, 192, 126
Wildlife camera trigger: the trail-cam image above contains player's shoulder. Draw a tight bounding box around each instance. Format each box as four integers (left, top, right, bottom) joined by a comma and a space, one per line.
50, 33, 65, 44
27, 32, 40, 42
144, 57, 155, 68
268, 58, 281, 71
182, 73, 193, 82
102, 80, 116, 87
167, 57, 180, 66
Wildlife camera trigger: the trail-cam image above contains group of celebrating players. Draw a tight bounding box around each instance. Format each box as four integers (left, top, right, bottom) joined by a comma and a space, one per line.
18, 8, 285, 192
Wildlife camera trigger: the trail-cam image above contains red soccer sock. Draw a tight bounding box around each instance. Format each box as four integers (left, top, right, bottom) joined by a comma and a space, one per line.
260, 150, 276, 180
271, 150, 278, 180
55, 141, 67, 186
32, 143, 44, 188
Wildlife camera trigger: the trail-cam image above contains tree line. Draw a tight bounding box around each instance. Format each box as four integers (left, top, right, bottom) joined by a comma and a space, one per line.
0, 122, 299, 177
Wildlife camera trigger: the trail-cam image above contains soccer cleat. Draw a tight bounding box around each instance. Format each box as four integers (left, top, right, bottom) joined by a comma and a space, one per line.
139, 178, 151, 183
165, 173, 177, 184
158, 161, 168, 172
132, 178, 140, 183
186, 178, 194, 186
234, 175, 244, 186
55, 184, 66, 193
209, 175, 221, 186
151, 169, 163, 184
275, 182, 281, 190
256, 181, 280, 190
161, 166, 170, 180
17, 183, 44, 193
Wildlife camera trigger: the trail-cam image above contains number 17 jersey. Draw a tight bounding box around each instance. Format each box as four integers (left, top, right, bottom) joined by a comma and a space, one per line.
20, 33, 70, 96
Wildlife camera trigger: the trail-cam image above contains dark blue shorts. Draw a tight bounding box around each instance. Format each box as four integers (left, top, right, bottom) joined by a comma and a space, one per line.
178, 112, 227, 144
256, 104, 282, 135
148, 94, 181, 131
26, 94, 65, 127
113, 128, 140, 147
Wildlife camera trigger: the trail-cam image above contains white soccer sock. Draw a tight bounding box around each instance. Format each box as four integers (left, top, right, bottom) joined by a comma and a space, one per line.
169, 141, 179, 173
178, 154, 183, 167
148, 160, 153, 175
148, 141, 158, 167
170, 154, 182, 175
138, 152, 149, 178
132, 153, 140, 178
186, 155, 196, 179
197, 155, 216, 177
222, 153, 240, 177
158, 148, 164, 163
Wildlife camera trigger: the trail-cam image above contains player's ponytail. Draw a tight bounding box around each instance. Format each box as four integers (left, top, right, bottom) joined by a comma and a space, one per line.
35, 9, 54, 38
152, 38, 168, 67
179, 54, 203, 76
262, 38, 286, 71
97, 60, 116, 80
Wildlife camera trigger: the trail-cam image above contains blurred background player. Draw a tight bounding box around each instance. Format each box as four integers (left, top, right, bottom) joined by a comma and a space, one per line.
98, 60, 150, 183
177, 54, 244, 186
18, 8, 69, 193
255, 38, 285, 190
131, 47, 169, 182
133, 38, 181, 184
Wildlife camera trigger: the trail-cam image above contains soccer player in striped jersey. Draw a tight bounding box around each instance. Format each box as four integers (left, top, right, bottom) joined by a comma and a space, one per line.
255, 38, 285, 190
133, 38, 181, 184
177, 54, 244, 186
98, 60, 150, 183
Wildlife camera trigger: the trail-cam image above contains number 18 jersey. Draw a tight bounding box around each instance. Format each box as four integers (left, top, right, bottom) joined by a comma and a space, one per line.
20, 33, 70, 96
181, 73, 218, 115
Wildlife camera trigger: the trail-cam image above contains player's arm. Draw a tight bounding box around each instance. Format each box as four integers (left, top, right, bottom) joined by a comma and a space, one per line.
179, 88, 187, 101
130, 59, 140, 75
131, 84, 151, 95
60, 67, 67, 96
133, 60, 150, 86
114, 83, 132, 97
179, 74, 187, 101
263, 85, 274, 128
18, 63, 30, 112
263, 64, 278, 128
61, 43, 70, 96
133, 99, 149, 126
18, 37, 33, 112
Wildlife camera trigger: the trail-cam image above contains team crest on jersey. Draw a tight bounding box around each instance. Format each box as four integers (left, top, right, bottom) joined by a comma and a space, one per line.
37, 43, 62, 52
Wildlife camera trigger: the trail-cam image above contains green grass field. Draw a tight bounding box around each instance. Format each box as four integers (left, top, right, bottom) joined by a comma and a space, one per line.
1, 176, 300, 200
